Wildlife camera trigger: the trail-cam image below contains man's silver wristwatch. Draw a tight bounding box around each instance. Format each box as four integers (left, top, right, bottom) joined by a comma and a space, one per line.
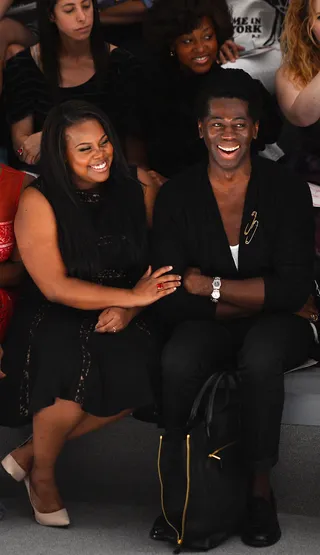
210, 276, 221, 303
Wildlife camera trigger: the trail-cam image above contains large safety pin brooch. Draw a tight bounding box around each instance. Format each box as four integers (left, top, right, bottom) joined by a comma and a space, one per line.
244, 211, 259, 245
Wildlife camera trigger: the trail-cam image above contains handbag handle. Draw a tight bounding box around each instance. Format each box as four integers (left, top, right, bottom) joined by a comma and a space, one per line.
187, 370, 240, 434
187, 371, 223, 427
206, 372, 241, 435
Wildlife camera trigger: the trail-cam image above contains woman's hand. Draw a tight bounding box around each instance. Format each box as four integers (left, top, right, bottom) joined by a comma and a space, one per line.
0, 345, 5, 379
18, 132, 42, 166
218, 40, 245, 64
132, 265, 181, 307
95, 307, 136, 334
147, 170, 168, 188
295, 295, 319, 322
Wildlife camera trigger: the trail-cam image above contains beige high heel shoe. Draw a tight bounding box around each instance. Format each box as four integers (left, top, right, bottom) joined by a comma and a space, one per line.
1, 436, 33, 482
24, 477, 70, 528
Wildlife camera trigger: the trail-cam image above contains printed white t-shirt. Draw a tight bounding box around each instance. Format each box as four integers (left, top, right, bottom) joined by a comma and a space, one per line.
227, 0, 289, 50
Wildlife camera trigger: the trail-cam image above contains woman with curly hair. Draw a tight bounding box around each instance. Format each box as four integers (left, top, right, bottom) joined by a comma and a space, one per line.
142, 0, 282, 184
276, 0, 320, 183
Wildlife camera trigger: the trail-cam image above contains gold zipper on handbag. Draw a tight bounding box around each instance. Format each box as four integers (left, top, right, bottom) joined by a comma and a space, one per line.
158, 434, 191, 550
208, 440, 237, 460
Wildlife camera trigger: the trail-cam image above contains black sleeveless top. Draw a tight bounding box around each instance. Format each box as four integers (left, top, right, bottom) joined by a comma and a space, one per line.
26, 168, 148, 297
4, 46, 142, 162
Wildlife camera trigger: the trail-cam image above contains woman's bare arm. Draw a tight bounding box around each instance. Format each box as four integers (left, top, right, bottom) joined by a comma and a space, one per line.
0, 252, 24, 287
276, 65, 320, 127
11, 116, 42, 166
99, 0, 147, 25
15, 187, 179, 309
14, 188, 140, 309
137, 166, 160, 227
0, 0, 14, 20
11, 115, 33, 151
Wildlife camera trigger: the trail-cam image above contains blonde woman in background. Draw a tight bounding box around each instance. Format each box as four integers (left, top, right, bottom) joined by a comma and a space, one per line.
276, 0, 320, 183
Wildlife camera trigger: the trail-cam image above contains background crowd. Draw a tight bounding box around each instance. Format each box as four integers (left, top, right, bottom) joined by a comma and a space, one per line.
0, 0, 320, 550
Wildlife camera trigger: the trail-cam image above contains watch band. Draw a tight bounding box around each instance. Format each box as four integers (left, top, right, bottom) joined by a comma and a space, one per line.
210, 276, 221, 303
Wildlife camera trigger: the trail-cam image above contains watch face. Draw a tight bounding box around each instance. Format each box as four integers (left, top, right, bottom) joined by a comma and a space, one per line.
212, 290, 220, 299
213, 278, 221, 288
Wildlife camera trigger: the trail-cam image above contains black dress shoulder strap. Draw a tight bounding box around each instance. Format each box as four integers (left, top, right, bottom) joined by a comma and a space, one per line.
27, 176, 44, 193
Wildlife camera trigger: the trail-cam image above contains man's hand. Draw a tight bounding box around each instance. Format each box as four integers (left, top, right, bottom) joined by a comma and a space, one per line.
184, 268, 263, 319
147, 170, 168, 188
183, 267, 212, 296
295, 295, 319, 322
218, 40, 245, 64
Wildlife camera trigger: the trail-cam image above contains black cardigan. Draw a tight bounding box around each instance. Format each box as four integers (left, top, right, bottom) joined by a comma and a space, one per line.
152, 157, 315, 326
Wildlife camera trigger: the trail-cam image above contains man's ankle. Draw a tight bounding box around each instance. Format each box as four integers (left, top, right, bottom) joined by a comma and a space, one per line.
251, 471, 271, 501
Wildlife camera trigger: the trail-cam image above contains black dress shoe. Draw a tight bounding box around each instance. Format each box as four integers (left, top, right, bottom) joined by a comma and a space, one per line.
241, 494, 281, 548
150, 514, 176, 542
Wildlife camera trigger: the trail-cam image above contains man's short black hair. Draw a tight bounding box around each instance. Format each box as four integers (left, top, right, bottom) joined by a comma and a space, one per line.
196, 69, 263, 123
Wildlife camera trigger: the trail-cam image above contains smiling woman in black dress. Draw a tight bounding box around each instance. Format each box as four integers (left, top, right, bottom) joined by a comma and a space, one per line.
0, 100, 180, 527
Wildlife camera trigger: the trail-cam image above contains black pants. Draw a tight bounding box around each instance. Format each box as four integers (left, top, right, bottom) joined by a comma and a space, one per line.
161, 314, 314, 471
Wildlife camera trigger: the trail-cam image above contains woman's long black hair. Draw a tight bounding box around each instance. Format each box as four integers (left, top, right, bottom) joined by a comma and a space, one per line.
39, 100, 146, 280
37, 0, 108, 97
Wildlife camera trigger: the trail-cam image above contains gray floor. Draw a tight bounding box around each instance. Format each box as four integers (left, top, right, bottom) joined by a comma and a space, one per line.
3, 419, 320, 516
2, 419, 320, 554
1, 499, 320, 555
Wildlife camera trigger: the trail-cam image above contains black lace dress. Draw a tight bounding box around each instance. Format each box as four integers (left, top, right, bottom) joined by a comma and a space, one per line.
0, 173, 159, 427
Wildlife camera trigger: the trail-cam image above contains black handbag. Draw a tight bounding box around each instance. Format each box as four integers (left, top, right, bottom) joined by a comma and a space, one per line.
157, 371, 247, 552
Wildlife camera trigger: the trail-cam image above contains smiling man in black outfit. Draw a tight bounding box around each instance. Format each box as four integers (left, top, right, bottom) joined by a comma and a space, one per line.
151, 68, 317, 548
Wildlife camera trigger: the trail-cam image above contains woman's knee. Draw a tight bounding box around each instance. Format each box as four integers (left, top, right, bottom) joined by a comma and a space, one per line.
5, 43, 25, 62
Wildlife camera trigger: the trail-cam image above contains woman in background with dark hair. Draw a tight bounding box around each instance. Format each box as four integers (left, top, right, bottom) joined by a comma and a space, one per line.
0, 100, 180, 527
142, 0, 282, 183
4, 0, 142, 172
